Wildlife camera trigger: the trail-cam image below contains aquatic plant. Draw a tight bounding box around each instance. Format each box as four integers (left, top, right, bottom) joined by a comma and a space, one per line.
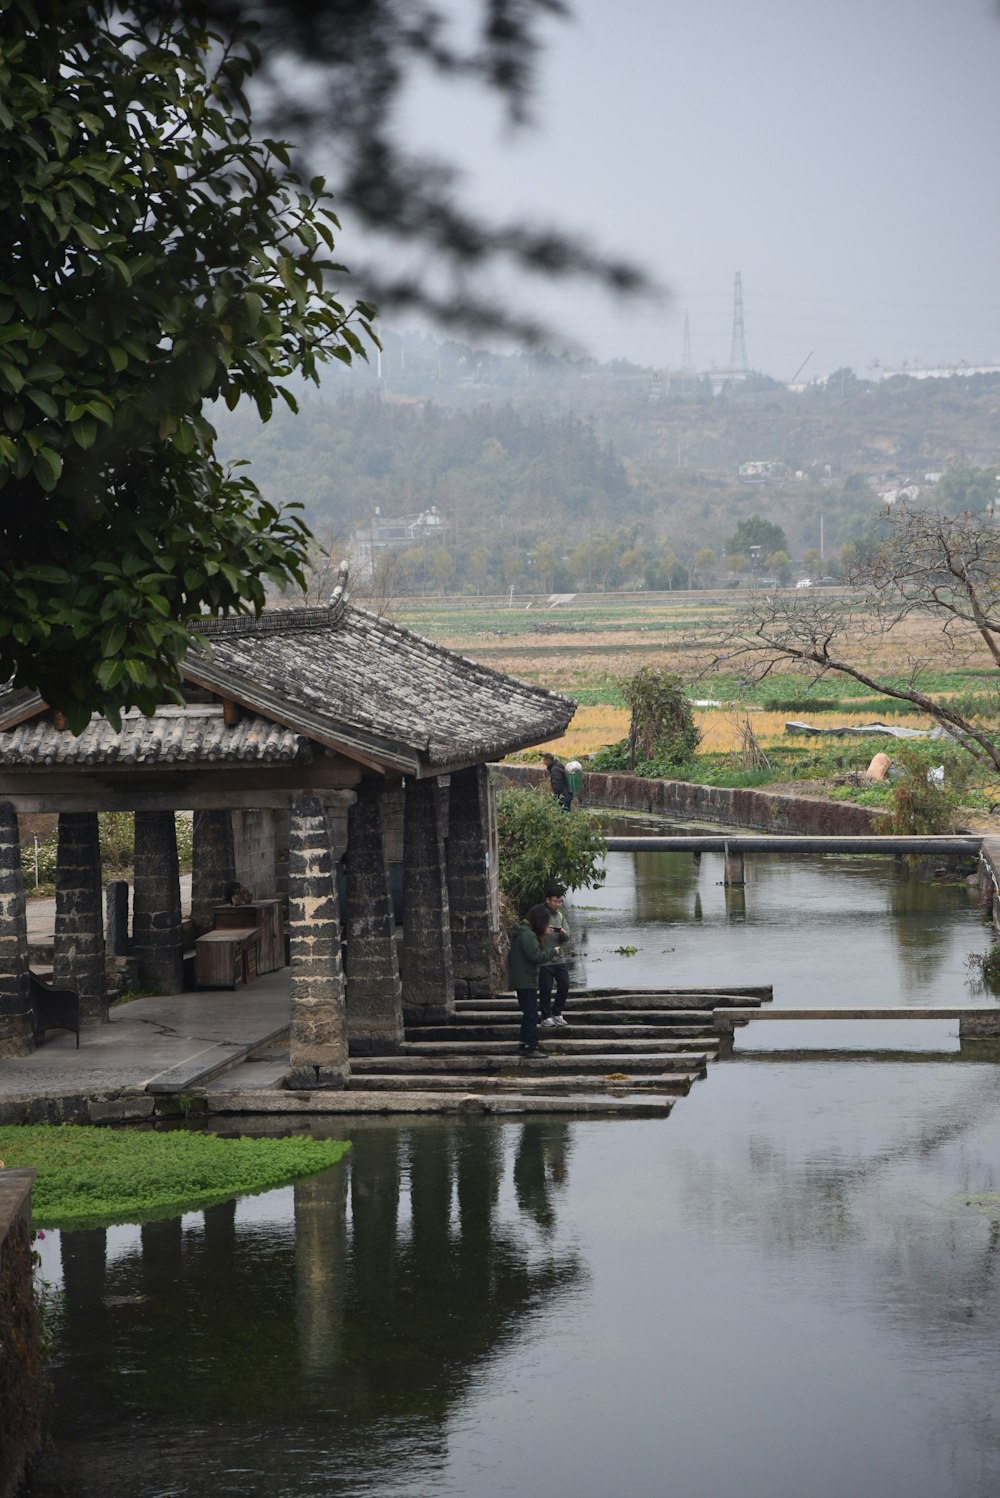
966, 941, 1000, 990
0, 1126, 350, 1230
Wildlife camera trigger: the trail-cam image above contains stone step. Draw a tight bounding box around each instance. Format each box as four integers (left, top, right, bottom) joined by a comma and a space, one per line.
410, 1015, 717, 1040
456, 992, 765, 1013
397, 1036, 717, 1057
351, 1050, 708, 1076
207, 1086, 676, 1118
345, 1071, 698, 1096
422, 1006, 718, 1030
574, 985, 773, 1002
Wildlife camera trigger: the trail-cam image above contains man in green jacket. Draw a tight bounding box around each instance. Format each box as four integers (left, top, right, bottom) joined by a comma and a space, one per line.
507, 904, 551, 1059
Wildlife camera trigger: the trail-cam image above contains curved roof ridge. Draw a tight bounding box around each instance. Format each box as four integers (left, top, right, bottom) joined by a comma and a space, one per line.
196, 565, 351, 639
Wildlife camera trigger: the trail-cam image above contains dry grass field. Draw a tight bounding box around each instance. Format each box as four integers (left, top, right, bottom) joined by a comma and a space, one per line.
530, 703, 940, 764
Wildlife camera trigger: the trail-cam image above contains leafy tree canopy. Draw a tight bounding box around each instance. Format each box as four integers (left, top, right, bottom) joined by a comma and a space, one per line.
934, 464, 1000, 514
496, 786, 606, 915
0, 0, 375, 728
725, 515, 789, 559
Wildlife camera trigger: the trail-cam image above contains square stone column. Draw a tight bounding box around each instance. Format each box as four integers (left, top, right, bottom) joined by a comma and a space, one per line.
0, 803, 31, 1056
448, 764, 504, 997
190, 810, 237, 934
287, 793, 349, 1088
54, 811, 107, 1023
132, 811, 184, 995
401, 776, 454, 1025
345, 781, 403, 1054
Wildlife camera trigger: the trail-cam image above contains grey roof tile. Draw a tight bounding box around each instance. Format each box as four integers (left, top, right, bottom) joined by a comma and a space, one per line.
0, 705, 308, 767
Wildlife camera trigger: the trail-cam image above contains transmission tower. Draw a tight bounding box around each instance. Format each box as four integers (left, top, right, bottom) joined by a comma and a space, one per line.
727, 271, 750, 378
682, 311, 694, 374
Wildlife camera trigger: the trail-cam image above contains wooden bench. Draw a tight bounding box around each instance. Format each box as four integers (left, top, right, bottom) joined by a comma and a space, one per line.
29, 971, 80, 1048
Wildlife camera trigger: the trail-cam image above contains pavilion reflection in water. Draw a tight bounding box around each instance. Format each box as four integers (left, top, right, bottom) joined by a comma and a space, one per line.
41, 1121, 583, 1495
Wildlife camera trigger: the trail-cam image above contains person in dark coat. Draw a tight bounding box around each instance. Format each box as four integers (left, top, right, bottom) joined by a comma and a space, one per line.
541, 752, 572, 811
507, 903, 551, 1058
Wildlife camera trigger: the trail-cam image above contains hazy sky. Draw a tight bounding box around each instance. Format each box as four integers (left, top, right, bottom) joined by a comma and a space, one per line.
392, 0, 1000, 379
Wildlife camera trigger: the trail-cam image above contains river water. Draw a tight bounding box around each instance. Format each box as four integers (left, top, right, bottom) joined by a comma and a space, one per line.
28, 845, 1000, 1498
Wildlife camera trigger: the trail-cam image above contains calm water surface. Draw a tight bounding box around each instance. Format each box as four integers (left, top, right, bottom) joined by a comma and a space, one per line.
28, 848, 1000, 1498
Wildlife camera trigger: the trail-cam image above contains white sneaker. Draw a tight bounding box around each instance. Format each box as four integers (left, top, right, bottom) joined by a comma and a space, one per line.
553, 1015, 569, 1027
540, 1016, 556, 1029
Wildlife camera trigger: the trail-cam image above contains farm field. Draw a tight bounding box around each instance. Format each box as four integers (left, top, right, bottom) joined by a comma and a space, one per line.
395, 593, 1000, 812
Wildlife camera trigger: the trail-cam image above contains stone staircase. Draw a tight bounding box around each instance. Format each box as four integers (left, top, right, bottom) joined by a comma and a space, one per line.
200, 986, 772, 1119
340, 986, 771, 1116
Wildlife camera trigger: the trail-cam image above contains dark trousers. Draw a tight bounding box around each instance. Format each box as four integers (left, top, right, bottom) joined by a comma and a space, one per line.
539, 963, 569, 1018
515, 988, 539, 1050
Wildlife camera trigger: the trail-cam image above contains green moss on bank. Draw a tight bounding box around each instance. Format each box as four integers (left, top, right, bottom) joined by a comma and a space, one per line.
0, 1125, 350, 1230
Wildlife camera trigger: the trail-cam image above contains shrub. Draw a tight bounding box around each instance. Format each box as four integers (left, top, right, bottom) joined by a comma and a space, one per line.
883, 746, 972, 835
622, 667, 700, 770
496, 787, 606, 915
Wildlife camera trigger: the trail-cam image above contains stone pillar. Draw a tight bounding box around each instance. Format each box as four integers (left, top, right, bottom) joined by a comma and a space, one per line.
132, 811, 184, 994
448, 764, 504, 997
724, 844, 745, 886
105, 879, 130, 957
190, 810, 237, 934
0, 803, 30, 1056
232, 809, 278, 900
401, 776, 455, 1025
286, 793, 349, 1088
344, 781, 403, 1053
54, 812, 107, 1023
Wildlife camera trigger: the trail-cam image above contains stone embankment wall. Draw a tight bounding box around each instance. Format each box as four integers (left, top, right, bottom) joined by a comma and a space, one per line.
492, 764, 886, 835
977, 836, 1000, 936
0, 1168, 43, 1498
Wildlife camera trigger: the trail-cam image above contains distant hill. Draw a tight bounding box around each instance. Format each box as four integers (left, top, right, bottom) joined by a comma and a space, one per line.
214, 335, 1000, 595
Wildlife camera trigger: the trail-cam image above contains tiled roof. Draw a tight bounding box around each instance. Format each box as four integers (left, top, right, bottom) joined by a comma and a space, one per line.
0, 705, 308, 767
189, 603, 574, 771
0, 571, 575, 774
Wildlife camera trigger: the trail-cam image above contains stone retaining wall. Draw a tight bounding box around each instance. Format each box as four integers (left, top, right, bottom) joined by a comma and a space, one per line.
0, 1168, 42, 1498
491, 764, 887, 835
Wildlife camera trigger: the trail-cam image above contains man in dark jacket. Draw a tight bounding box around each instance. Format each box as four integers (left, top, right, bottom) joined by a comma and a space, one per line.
541, 752, 572, 812
507, 904, 552, 1059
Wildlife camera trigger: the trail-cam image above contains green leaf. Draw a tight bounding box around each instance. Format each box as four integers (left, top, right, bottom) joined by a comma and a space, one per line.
26, 388, 58, 419
32, 446, 62, 491
100, 623, 127, 658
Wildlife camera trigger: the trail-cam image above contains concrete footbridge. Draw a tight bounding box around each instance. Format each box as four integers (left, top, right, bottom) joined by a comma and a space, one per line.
604, 834, 983, 886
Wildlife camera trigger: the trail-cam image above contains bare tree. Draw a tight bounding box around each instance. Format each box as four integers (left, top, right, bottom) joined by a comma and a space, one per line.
349, 547, 410, 621
715, 503, 1000, 773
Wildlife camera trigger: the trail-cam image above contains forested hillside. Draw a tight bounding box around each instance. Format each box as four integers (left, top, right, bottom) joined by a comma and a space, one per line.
214, 337, 1000, 595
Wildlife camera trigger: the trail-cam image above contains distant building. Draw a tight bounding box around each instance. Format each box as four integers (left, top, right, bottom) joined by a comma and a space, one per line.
738, 460, 788, 483
349, 508, 447, 580
877, 484, 921, 507
875, 364, 1000, 381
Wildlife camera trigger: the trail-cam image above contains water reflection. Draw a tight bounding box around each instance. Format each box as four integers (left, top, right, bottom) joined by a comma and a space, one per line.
27, 1083, 1000, 1498
572, 846, 989, 1007
32, 1121, 586, 1498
